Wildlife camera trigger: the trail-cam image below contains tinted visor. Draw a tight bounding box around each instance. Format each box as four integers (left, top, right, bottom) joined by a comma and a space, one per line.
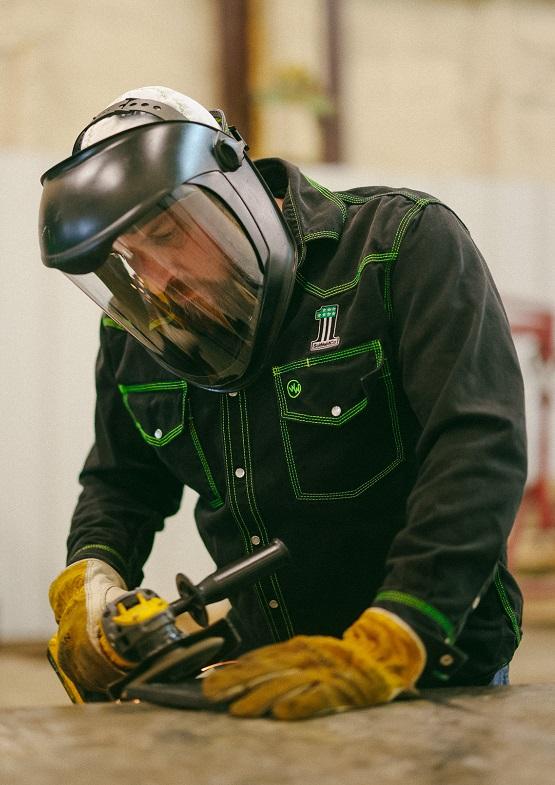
67, 185, 263, 388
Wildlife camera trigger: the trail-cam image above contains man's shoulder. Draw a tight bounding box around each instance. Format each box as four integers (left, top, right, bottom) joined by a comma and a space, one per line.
334, 184, 440, 208
98, 316, 169, 382
333, 184, 471, 247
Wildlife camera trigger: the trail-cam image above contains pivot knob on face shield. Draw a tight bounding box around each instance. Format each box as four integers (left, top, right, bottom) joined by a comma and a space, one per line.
213, 135, 246, 172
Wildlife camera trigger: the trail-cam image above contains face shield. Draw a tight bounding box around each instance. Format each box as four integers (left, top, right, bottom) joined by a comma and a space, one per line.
69, 185, 263, 387
39, 117, 297, 391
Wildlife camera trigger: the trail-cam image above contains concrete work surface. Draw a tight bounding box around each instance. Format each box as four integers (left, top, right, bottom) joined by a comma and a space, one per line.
1, 684, 554, 785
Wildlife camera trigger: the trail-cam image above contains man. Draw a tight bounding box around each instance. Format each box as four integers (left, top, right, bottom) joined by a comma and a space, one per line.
40, 86, 526, 719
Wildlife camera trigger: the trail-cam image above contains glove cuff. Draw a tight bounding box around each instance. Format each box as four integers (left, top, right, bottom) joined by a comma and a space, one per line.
343, 606, 426, 690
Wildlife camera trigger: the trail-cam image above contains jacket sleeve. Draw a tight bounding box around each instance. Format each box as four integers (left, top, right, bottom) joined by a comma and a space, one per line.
372, 201, 527, 680
66, 323, 184, 588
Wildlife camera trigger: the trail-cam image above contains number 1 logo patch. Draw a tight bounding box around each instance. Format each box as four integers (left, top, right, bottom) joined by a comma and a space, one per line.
310, 304, 340, 352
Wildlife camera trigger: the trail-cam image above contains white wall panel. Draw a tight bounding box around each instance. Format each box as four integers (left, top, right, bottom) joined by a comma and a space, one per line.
0, 151, 214, 640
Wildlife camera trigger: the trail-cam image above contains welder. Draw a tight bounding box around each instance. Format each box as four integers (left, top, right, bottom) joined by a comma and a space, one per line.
40, 85, 526, 719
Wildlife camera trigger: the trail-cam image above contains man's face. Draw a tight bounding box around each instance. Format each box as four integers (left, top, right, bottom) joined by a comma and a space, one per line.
109, 190, 261, 363
114, 205, 233, 328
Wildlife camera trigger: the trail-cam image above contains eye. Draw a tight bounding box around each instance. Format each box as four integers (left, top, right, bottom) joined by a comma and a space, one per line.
150, 227, 178, 245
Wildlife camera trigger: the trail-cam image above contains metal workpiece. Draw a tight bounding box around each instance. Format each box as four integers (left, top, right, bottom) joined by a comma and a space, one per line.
1, 684, 554, 785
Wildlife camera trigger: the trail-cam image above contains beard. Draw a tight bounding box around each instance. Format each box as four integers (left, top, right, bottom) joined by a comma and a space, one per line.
144, 272, 259, 378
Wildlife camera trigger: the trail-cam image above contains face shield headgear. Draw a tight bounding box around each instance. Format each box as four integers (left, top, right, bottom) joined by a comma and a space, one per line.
38, 88, 297, 391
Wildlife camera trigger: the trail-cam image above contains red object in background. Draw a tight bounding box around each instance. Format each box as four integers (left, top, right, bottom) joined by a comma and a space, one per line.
505, 298, 555, 564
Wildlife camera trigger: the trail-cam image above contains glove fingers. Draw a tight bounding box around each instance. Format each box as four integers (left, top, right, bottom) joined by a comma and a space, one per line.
228, 672, 315, 718
203, 663, 300, 702
272, 680, 352, 720
203, 636, 336, 701
53, 568, 125, 693
205, 629, 414, 721
49, 562, 87, 622
57, 624, 123, 692
335, 660, 395, 704
272, 664, 395, 720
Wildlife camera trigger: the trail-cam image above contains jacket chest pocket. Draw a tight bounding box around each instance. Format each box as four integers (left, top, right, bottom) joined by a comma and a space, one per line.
118, 380, 188, 446
272, 340, 405, 501
118, 380, 224, 509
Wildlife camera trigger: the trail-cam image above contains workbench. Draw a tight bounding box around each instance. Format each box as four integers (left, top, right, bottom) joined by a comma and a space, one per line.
1, 684, 553, 785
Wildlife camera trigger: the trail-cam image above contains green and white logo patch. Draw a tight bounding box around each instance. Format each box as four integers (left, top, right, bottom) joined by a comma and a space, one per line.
310, 304, 340, 352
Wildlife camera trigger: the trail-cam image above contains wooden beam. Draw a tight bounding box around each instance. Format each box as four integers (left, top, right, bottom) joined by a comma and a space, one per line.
321, 0, 342, 162
218, 0, 251, 141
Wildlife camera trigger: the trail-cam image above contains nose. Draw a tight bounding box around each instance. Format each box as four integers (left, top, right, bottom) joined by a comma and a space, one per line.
129, 250, 173, 296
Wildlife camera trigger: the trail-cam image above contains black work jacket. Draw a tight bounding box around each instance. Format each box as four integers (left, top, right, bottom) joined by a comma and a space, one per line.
67, 158, 527, 687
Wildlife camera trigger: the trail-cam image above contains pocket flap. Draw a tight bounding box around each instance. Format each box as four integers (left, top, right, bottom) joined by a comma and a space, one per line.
118, 380, 187, 446
273, 341, 384, 425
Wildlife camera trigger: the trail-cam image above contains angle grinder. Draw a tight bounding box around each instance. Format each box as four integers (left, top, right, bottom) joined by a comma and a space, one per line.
49, 538, 290, 708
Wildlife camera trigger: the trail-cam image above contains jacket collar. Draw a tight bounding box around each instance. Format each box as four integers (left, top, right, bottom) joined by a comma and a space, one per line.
254, 158, 345, 263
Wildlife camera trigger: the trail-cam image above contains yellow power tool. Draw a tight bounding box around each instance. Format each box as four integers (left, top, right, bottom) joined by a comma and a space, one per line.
49, 539, 290, 708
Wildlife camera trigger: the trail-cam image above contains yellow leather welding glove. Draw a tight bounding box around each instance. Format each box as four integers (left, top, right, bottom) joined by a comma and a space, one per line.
48, 559, 129, 694
202, 608, 426, 720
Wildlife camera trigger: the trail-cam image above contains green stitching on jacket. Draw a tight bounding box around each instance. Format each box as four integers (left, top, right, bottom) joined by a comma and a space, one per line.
296, 197, 434, 303
101, 316, 126, 331
119, 381, 187, 394
281, 397, 367, 426
272, 343, 404, 501
274, 340, 382, 375
285, 184, 307, 266
303, 230, 341, 242
71, 544, 127, 572
494, 569, 522, 644
382, 362, 404, 459
187, 409, 224, 510
336, 190, 430, 205
374, 590, 455, 643
238, 393, 295, 638
221, 397, 249, 556
118, 381, 187, 447
303, 175, 348, 221
221, 396, 281, 641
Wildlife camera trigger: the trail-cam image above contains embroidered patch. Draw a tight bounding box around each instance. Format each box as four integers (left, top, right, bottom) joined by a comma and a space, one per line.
287, 379, 302, 398
310, 304, 340, 352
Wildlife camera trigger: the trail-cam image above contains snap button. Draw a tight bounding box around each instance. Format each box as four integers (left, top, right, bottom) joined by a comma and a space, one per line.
251, 535, 261, 545
439, 654, 454, 667
268, 599, 279, 609
235, 467, 245, 479
154, 429, 163, 439
228, 391, 238, 397
331, 405, 342, 417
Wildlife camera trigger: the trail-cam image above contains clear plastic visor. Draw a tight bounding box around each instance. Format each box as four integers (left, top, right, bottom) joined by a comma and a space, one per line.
67, 185, 264, 387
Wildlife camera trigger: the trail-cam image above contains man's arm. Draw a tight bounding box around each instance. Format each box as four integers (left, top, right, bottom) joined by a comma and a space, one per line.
201, 199, 527, 719
48, 322, 185, 697
373, 201, 527, 678
66, 321, 184, 588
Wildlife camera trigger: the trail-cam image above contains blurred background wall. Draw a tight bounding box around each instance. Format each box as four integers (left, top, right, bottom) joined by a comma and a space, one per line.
1, 0, 555, 640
